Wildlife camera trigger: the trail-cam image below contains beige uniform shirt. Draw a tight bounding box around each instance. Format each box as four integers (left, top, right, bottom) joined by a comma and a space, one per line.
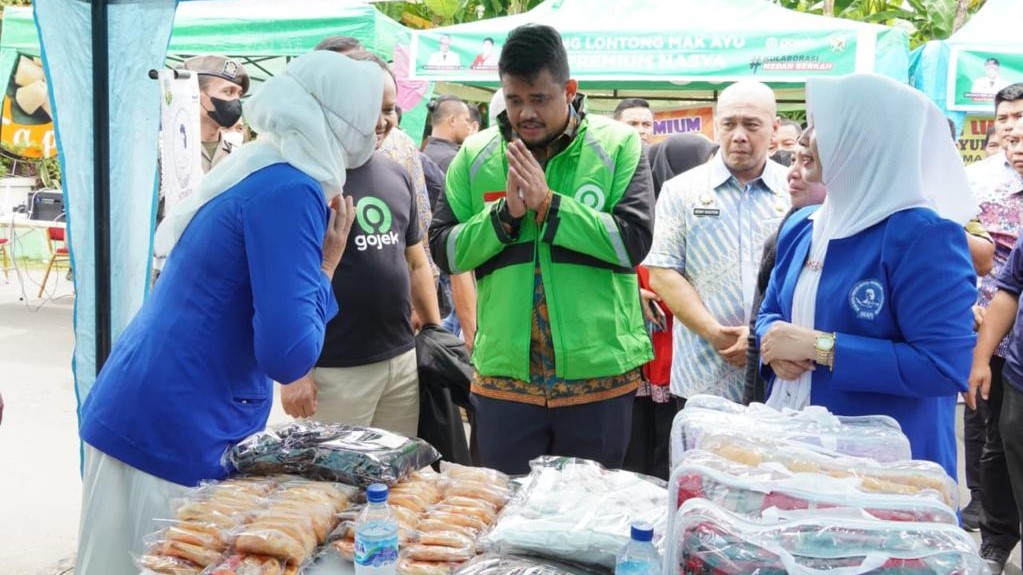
201, 134, 235, 173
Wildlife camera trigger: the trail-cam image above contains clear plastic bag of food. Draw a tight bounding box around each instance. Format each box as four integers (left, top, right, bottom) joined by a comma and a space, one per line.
671, 396, 912, 468
227, 422, 441, 487
696, 432, 958, 508
451, 554, 609, 575
398, 557, 462, 575
477, 457, 667, 569
668, 452, 959, 529
439, 463, 511, 490
666, 499, 988, 575
202, 552, 292, 575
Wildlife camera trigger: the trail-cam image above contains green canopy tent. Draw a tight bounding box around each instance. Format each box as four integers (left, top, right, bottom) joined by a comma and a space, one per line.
0, 0, 433, 141
410, 0, 909, 113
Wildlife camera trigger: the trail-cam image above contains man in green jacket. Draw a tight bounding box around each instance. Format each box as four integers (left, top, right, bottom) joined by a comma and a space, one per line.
429, 24, 655, 474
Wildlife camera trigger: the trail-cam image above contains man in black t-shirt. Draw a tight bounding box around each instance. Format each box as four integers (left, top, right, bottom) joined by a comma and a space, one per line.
284, 153, 442, 436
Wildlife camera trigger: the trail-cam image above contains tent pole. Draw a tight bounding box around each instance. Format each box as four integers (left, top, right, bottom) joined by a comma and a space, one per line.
92, 0, 112, 373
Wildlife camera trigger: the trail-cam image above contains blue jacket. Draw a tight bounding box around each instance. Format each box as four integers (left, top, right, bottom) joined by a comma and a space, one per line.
756, 207, 977, 478
80, 164, 338, 486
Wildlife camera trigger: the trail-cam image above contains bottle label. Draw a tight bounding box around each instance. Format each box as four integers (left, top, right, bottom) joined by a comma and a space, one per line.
354, 535, 398, 567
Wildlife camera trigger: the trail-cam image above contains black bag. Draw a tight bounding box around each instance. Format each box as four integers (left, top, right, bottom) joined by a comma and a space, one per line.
415, 325, 473, 464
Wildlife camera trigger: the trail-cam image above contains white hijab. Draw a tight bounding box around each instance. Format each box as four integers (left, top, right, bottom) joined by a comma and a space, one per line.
154, 51, 384, 260
767, 74, 978, 410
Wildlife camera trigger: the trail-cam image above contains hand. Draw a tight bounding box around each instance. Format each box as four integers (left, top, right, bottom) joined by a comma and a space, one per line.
965, 360, 992, 411
640, 288, 663, 325
769, 359, 815, 381
505, 166, 527, 219
973, 305, 986, 332
761, 321, 816, 364
281, 373, 318, 419
411, 309, 423, 333
712, 325, 749, 368
322, 195, 356, 277
506, 140, 550, 211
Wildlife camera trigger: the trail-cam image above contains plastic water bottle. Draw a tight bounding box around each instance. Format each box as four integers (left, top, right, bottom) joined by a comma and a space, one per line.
354, 483, 398, 575
615, 522, 661, 575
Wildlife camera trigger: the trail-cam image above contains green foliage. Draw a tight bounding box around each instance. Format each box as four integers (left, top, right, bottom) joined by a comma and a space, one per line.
775, 0, 986, 47
374, 0, 545, 27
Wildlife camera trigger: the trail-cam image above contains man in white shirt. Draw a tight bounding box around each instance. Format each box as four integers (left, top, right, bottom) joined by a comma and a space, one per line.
644, 81, 790, 405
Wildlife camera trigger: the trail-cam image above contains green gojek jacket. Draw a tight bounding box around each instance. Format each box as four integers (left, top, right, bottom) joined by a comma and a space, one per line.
429, 105, 656, 383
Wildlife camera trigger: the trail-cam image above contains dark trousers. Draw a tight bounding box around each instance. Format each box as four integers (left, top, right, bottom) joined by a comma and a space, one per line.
470, 392, 634, 476
981, 356, 1021, 551
964, 388, 988, 495
623, 395, 685, 481
1000, 374, 1023, 549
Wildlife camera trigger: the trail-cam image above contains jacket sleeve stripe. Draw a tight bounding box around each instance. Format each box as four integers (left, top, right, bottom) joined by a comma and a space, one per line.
583, 131, 616, 178
445, 223, 465, 274
599, 211, 632, 268
470, 138, 501, 182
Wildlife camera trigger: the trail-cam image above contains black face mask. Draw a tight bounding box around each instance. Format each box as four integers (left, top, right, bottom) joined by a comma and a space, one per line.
206, 97, 242, 128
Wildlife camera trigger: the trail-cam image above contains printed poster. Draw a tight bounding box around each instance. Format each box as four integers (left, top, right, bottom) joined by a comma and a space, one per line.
1, 54, 56, 159
949, 47, 1023, 113
957, 115, 996, 166
649, 106, 715, 145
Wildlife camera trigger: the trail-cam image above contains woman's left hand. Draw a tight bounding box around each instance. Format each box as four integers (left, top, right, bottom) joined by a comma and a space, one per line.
761, 321, 817, 364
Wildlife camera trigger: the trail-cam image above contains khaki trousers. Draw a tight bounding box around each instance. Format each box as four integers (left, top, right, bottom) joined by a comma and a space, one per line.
311, 348, 420, 437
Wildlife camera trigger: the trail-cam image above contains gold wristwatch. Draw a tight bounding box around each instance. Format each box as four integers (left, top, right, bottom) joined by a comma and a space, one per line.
814, 332, 836, 370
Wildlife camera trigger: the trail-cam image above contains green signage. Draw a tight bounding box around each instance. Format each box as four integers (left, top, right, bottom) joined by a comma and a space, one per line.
949, 47, 1023, 113
411, 30, 862, 83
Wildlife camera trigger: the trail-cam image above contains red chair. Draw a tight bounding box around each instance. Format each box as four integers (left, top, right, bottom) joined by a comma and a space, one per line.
38, 226, 70, 297
0, 237, 8, 280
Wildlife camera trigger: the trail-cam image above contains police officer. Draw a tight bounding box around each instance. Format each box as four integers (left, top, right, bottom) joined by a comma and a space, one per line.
181, 55, 250, 172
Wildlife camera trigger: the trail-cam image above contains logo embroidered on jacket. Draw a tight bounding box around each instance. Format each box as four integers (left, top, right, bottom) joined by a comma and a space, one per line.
849, 279, 885, 320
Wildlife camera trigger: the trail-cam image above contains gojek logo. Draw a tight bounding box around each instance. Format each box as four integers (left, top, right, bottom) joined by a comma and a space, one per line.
354, 197, 398, 251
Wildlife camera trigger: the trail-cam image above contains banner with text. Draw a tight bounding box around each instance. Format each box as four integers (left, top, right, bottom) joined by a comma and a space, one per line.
650, 106, 715, 145
411, 30, 862, 83
957, 115, 996, 166
949, 47, 1023, 113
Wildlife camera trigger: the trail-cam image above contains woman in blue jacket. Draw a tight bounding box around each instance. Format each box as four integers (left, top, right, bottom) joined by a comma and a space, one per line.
75, 52, 384, 575
756, 74, 979, 478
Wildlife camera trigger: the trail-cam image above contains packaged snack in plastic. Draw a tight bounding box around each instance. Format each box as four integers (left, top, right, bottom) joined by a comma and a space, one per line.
671, 396, 912, 467
416, 519, 478, 540
398, 557, 461, 575
439, 463, 511, 490
666, 498, 988, 575
233, 515, 317, 565
415, 529, 475, 549
427, 503, 496, 525
203, 552, 291, 575
451, 554, 609, 575
477, 457, 667, 569
403, 544, 476, 562
696, 432, 959, 508
442, 481, 511, 507
227, 422, 441, 486
668, 453, 959, 528
140, 553, 205, 575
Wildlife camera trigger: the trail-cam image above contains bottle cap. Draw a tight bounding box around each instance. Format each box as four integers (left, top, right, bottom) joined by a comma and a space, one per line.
631, 521, 654, 542
366, 483, 389, 503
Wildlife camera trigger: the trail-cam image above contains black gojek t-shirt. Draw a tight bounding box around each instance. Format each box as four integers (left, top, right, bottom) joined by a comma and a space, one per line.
318, 154, 422, 367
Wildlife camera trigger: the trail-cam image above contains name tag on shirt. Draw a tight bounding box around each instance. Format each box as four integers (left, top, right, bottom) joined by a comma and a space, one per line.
693, 207, 720, 217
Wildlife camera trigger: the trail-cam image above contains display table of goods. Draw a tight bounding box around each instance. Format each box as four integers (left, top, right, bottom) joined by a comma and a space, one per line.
136, 421, 668, 575
664, 395, 989, 575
